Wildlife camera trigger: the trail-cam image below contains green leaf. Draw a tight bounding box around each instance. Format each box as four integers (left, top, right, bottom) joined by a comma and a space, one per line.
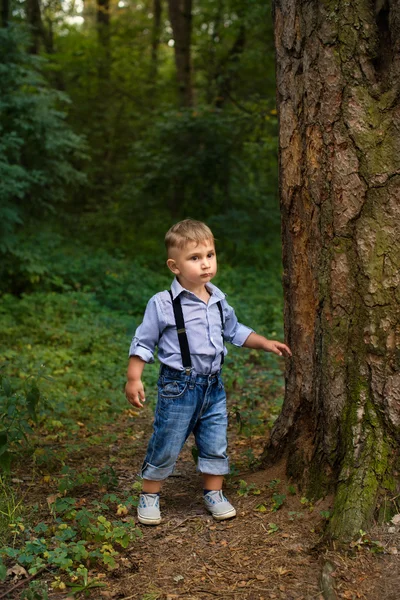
0, 431, 8, 456
0, 558, 7, 582
2, 378, 12, 397
26, 385, 40, 422
0, 450, 12, 473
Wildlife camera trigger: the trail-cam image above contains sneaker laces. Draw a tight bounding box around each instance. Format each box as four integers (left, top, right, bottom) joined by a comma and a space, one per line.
205, 490, 227, 504
139, 493, 159, 508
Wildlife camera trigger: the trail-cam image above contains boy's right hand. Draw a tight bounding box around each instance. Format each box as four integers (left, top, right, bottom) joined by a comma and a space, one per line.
125, 380, 146, 408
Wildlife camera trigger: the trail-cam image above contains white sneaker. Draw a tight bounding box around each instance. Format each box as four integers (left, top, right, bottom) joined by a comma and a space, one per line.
137, 493, 161, 525
204, 490, 236, 520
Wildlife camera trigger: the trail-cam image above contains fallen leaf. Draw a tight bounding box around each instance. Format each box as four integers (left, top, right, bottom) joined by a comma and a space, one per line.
7, 565, 28, 578
173, 574, 184, 582
47, 493, 61, 506
391, 514, 400, 525
116, 504, 128, 516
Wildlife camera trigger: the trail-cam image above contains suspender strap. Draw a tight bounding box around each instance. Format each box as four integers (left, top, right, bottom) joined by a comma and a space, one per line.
168, 291, 225, 370
216, 301, 225, 366
168, 290, 192, 371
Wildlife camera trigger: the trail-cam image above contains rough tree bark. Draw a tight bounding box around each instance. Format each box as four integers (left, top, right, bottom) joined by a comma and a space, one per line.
262, 0, 400, 541
167, 0, 193, 106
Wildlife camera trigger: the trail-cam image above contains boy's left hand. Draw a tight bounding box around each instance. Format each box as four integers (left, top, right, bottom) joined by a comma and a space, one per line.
264, 340, 292, 357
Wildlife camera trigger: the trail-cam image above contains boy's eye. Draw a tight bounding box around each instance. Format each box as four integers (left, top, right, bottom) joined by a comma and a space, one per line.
207, 252, 214, 258
190, 256, 198, 261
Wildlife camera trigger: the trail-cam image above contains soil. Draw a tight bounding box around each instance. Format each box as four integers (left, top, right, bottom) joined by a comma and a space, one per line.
2, 402, 400, 600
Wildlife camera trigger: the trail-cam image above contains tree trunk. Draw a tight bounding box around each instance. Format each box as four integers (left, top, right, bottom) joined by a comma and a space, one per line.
1, 0, 9, 27
96, 0, 110, 80
26, 0, 46, 53
167, 0, 193, 107
214, 24, 246, 109
150, 0, 162, 83
262, 0, 400, 541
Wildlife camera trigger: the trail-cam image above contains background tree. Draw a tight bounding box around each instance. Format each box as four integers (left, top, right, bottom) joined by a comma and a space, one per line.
262, 0, 400, 540
167, 0, 193, 106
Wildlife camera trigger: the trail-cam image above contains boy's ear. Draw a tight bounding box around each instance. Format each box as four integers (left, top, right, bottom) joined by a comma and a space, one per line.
166, 259, 179, 275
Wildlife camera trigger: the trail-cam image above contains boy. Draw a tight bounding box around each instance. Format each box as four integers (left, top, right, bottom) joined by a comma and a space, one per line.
125, 219, 291, 525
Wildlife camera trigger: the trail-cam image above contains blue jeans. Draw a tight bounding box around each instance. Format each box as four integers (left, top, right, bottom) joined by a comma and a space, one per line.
140, 365, 229, 480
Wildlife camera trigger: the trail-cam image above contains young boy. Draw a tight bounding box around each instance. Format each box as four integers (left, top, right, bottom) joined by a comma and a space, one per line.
125, 219, 291, 525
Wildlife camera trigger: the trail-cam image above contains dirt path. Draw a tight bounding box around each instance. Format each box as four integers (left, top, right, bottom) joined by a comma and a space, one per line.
4, 403, 400, 600
100, 407, 400, 600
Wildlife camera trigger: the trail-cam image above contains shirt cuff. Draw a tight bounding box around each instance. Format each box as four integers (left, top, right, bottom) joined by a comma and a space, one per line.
230, 325, 253, 347
128, 341, 155, 363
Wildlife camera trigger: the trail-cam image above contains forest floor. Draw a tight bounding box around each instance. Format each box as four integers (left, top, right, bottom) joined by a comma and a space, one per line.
2, 404, 400, 600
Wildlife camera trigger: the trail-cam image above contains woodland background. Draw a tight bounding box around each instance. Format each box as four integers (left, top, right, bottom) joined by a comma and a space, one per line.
0, 0, 290, 593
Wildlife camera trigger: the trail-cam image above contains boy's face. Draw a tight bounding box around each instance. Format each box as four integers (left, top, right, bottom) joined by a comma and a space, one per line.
166, 239, 217, 291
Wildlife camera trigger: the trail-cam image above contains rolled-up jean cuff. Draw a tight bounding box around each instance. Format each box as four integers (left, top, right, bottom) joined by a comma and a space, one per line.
197, 457, 230, 475
140, 462, 174, 480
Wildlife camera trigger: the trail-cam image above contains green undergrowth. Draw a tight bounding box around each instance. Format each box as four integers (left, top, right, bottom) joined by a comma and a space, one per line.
0, 239, 285, 591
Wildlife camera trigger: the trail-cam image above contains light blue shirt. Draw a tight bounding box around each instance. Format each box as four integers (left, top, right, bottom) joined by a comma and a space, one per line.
129, 278, 253, 374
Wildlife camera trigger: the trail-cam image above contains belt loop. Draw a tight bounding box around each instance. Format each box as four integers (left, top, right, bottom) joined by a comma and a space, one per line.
189, 370, 196, 389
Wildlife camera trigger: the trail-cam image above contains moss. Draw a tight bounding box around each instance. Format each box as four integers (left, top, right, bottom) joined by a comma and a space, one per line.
328, 377, 393, 540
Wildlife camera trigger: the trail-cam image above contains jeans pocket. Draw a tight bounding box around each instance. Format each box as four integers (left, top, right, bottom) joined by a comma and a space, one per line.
159, 379, 188, 399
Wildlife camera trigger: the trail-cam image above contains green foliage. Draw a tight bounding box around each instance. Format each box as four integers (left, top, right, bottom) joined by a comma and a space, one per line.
0, 370, 45, 473
271, 492, 286, 511
0, 25, 87, 254
1, 491, 142, 578
237, 480, 261, 497
21, 580, 49, 599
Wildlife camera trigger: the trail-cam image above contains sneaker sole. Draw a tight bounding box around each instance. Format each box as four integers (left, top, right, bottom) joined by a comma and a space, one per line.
208, 507, 237, 521
137, 515, 162, 525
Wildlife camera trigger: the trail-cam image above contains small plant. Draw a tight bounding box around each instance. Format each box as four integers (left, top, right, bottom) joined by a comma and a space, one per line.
268, 479, 281, 489
237, 480, 261, 497
350, 530, 385, 554
57, 466, 97, 494
0, 371, 45, 472
66, 565, 106, 596
288, 484, 296, 495
267, 522, 279, 534
320, 510, 331, 520
21, 580, 49, 600
288, 511, 303, 521
271, 492, 286, 512
0, 476, 24, 544
99, 465, 118, 490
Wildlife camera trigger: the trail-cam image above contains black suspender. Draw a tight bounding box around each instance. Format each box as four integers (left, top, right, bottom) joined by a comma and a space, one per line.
216, 301, 225, 366
168, 290, 225, 371
168, 290, 192, 371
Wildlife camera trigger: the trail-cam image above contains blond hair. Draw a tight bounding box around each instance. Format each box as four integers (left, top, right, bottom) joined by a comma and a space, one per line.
165, 219, 214, 253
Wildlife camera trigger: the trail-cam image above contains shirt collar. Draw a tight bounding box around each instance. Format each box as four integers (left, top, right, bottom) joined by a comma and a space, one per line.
170, 277, 226, 301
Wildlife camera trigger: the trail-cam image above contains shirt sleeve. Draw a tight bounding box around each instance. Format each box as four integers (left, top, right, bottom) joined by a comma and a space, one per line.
222, 300, 253, 347
128, 295, 164, 363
